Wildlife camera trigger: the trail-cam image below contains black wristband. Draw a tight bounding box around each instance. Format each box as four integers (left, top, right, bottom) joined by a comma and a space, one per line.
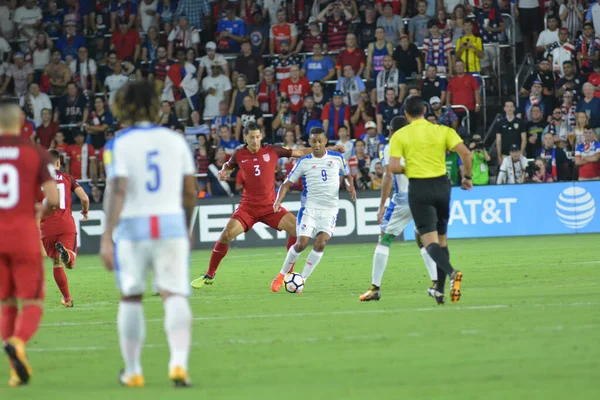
464, 176, 472, 180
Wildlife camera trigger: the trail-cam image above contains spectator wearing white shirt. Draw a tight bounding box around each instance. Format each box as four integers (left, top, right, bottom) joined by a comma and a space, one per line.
13, 0, 42, 52
0, 34, 13, 66
536, 15, 560, 56
167, 15, 200, 58
139, 0, 159, 33
198, 41, 229, 80
69, 46, 98, 94
28, 32, 52, 79
497, 145, 529, 184
336, 64, 366, 108
104, 62, 130, 105
22, 82, 52, 127
335, 125, 354, 162
0, 0, 16, 40
585, 0, 600, 38
202, 61, 232, 119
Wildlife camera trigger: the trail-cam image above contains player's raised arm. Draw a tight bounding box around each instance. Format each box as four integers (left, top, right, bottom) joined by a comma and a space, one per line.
74, 185, 90, 221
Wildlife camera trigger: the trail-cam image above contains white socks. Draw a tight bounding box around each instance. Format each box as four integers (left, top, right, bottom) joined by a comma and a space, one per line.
118, 301, 145, 376
301, 250, 323, 280
420, 247, 438, 281
372, 244, 390, 287
280, 246, 301, 275
163, 296, 192, 371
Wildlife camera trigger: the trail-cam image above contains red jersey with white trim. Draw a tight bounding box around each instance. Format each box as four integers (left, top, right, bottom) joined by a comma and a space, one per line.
39, 171, 80, 237
0, 136, 55, 253
227, 144, 293, 208
66, 143, 96, 180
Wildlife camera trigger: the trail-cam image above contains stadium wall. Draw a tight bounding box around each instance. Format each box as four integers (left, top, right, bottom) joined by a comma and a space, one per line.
73, 181, 600, 255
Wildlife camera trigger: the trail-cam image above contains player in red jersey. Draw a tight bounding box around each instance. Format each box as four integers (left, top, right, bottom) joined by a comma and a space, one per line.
191, 122, 342, 289
0, 102, 59, 387
39, 149, 90, 308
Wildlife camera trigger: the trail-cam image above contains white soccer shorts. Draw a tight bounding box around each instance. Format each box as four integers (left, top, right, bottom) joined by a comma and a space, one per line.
380, 201, 413, 236
296, 207, 338, 238
115, 237, 190, 297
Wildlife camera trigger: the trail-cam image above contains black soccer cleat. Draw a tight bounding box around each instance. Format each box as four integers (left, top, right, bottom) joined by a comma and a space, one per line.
55, 242, 71, 268
427, 287, 446, 305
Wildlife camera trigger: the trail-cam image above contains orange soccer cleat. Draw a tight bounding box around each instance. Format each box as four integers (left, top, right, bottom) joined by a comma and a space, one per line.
450, 271, 463, 303
118, 370, 145, 388
4, 338, 32, 385
270, 273, 285, 292
169, 366, 191, 388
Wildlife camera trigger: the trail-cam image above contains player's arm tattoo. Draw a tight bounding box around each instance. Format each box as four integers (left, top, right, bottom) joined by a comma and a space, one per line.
103, 177, 127, 237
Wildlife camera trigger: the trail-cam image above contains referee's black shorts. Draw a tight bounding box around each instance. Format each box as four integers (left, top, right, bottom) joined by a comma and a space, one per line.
408, 175, 452, 236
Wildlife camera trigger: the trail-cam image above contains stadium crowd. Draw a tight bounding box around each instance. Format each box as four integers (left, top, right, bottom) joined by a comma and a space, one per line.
1, 0, 599, 199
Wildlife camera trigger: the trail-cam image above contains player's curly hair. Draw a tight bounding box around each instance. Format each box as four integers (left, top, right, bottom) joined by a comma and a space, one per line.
111, 80, 160, 126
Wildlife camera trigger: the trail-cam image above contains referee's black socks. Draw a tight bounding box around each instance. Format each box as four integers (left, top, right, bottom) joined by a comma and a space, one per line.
426, 242, 454, 277
435, 246, 450, 293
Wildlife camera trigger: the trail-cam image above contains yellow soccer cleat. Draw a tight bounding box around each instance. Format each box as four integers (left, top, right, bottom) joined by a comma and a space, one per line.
61, 298, 74, 308
190, 274, 214, 289
8, 365, 23, 387
4, 338, 32, 385
169, 366, 191, 388
450, 271, 463, 303
359, 285, 381, 302
118, 370, 145, 387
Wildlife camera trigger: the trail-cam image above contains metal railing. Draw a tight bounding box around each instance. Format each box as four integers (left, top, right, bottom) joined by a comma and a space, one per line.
514, 53, 534, 108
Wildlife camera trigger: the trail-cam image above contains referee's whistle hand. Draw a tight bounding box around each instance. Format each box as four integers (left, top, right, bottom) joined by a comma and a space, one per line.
461, 178, 473, 191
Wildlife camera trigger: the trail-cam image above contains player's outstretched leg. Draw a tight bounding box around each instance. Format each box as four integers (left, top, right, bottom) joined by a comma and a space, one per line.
191, 218, 245, 289
423, 234, 462, 304
360, 233, 395, 302
285, 235, 297, 273
55, 242, 76, 269
52, 262, 73, 308
415, 231, 438, 287
272, 237, 310, 292
117, 297, 145, 387
163, 294, 192, 387
300, 233, 330, 283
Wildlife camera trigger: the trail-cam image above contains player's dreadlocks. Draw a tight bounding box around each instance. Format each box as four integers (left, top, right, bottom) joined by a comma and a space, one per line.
112, 80, 160, 126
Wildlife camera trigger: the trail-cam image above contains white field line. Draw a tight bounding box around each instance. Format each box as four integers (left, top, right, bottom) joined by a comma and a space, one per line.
40, 302, 600, 328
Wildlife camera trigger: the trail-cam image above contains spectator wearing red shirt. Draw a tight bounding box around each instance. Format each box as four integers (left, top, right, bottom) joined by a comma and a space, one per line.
446, 59, 481, 132
376, 0, 406, 17
269, 8, 298, 55
36, 108, 60, 149
588, 62, 600, 99
336, 33, 366, 78
280, 65, 311, 113
322, 90, 351, 140
20, 118, 36, 142
110, 18, 140, 62
65, 131, 97, 184
317, 2, 352, 51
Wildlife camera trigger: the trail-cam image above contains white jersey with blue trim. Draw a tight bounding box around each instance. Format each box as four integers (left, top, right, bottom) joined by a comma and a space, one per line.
287, 151, 349, 210
109, 123, 195, 221
381, 144, 409, 205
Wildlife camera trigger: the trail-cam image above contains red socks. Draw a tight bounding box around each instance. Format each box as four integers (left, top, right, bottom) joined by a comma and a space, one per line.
66, 249, 77, 268
53, 267, 71, 300
13, 305, 43, 344
286, 236, 297, 250
206, 242, 229, 277
0, 306, 18, 341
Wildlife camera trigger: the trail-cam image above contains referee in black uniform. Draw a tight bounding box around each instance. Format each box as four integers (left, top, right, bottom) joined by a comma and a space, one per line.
388, 96, 473, 304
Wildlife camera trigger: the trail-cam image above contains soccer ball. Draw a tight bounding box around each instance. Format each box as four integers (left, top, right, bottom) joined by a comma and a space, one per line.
284, 273, 304, 293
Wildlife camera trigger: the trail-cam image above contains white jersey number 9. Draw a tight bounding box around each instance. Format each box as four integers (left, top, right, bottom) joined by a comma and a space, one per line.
0, 164, 19, 209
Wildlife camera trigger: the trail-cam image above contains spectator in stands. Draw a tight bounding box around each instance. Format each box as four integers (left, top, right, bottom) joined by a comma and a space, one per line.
375, 54, 406, 104
50, 131, 68, 153
176, 0, 212, 34
216, 4, 246, 53
199, 42, 229, 80
455, 18, 483, 74
69, 46, 97, 96
420, 64, 447, 105
272, 97, 297, 141
574, 125, 600, 180
537, 15, 560, 56
94, 0, 113, 59
468, 134, 490, 185
233, 39, 264, 85
549, 29, 576, 77
86, 96, 113, 150
393, 34, 422, 80
447, 59, 480, 132
586, 0, 600, 36
556, 61, 584, 100
90, 185, 104, 203
322, 90, 351, 140
349, 139, 372, 190
280, 64, 311, 114
408, 0, 430, 47
111, 0, 137, 31
474, 0, 503, 75
158, 100, 179, 129
576, 82, 600, 131
376, 2, 403, 48
43, 49, 71, 96
365, 27, 394, 81
296, 95, 321, 140
573, 112, 589, 147
544, 107, 571, 147
0, 0, 16, 40
56, 20, 87, 62
540, 132, 570, 181
369, 160, 384, 190
377, 87, 402, 136
28, 32, 52, 83
496, 100, 526, 162
111, 17, 141, 62
317, 1, 351, 52
518, 79, 550, 121
576, 23, 600, 77
97, 129, 115, 179
104, 61, 129, 105
336, 64, 366, 108
42, 1, 63, 37
559, 91, 577, 141
202, 61, 231, 120
351, 89, 376, 139
36, 108, 60, 149
587, 62, 600, 98
310, 80, 329, 112
147, 45, 173, 95
246, 6, 269, 55
207, 148, 234, 197
230, 74, 255, 116
336, 34, 365, 79
423, 19, 454, 75
357, 4, 377, 49
528, 157, 554, 182
560, 0, 584, 42
497, 144, 528, 184
521, 57, 558, 98
361, 121, 385, 159
271, 40, 301, 81
515, 0, 543, 57
1, 52, 33, 98
219, 125, 240, 158
376, 0, 405, 17
430, 96, 459, 129
296, 17, 326, 54
302, 45, 335, 85
525, 104, 547, 157
335, 125, 354, 161
167, 16, 199, 59
256, 66, 278, 115
22, 82, 50, 128
212, 100, 237, 135
270, 8, 298, 56
194, 132, 210, 192
13, 0, 42, 53
0, 30, 11, 65
66, 131, 98, 192
236, 95, 264, 139
185, 110, 210, 147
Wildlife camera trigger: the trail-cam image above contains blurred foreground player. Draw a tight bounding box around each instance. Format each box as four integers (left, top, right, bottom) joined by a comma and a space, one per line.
0, 103, 59, 387
100, 81, 197, 388
191, 122, 329, 289
39, 149, 90, 308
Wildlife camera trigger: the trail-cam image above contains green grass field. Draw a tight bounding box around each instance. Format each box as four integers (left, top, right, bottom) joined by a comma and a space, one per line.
1, 235, 599, 400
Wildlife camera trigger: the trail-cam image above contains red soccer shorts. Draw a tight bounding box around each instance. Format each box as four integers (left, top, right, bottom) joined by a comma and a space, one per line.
41, 233, 77, 259
232, 205, 290, 232
0, 253, 45, 300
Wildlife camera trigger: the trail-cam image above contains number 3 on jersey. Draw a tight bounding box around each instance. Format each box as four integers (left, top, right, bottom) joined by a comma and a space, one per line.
254, 165, 261, 176
146, 150, 161, 192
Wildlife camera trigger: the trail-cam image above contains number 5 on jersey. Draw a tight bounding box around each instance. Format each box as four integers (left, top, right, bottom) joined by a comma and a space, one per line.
146, 150, 161, 192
